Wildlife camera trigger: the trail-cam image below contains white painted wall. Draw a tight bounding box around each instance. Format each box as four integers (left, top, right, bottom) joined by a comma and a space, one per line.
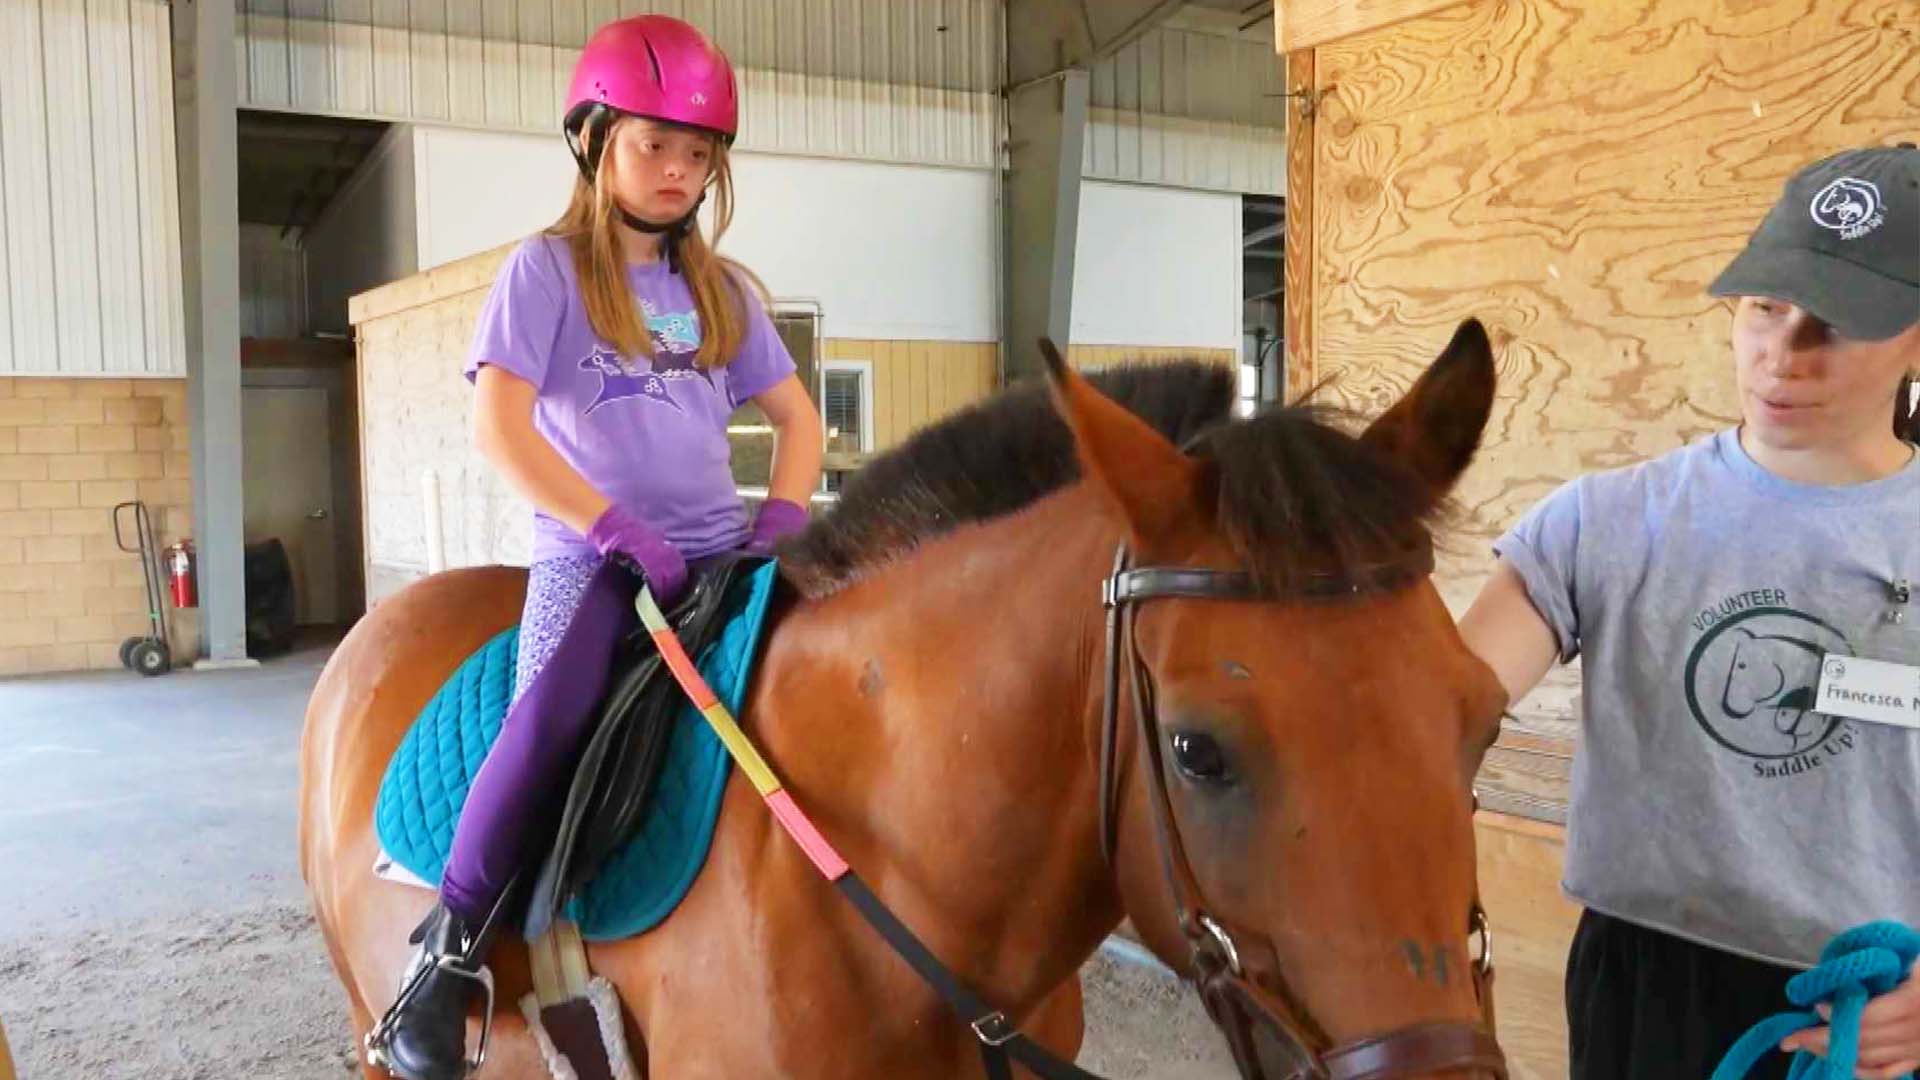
403, 131, 1241, 349
239, 224, 308, 338
723, 153, 996, 342
1071, 181, 1241, 350
305, 125, 419, 335
408, 128, 1000, 343
412, 126, 574, 272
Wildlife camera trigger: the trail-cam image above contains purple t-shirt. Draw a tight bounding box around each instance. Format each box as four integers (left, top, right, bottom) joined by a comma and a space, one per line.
464, 234, 794, 562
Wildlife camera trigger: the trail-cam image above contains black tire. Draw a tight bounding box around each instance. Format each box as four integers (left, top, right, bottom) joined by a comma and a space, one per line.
131, 639, 171, 678
119, 636, 142, 669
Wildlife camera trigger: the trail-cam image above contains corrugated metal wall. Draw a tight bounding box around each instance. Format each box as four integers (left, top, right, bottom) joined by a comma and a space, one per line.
235, 0, 1285, 192
236, 0, 1002, 169
0, 0, 186, 377
1086, 26, 1285, 194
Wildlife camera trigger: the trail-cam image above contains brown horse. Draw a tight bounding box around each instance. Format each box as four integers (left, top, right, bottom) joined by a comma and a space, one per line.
302, 322, 1508, 1078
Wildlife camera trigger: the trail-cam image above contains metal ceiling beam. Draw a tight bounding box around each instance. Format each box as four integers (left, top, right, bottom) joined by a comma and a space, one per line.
1002, 1, 1189, 381
1002, 68, 1090, 382
1006, 0, 1190, 86
1089, 0, 1192, 63
236, 121, 374, 145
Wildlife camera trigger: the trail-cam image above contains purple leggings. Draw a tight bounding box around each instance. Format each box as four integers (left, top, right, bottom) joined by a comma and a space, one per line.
509, 556, 603, 700
439, 555, 631, 923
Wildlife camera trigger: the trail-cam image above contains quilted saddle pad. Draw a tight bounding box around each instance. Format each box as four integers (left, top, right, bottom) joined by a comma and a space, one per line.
373, 560, 779, 940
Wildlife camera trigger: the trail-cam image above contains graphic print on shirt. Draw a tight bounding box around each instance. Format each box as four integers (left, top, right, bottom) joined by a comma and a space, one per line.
1683, 593, 1858, 779
580, 300, 714, 415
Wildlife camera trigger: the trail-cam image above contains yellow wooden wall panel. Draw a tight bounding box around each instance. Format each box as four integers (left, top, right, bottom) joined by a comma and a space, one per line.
827, 339, 1242, 452
918, 344, 935, 415
943, 345, 969, 419
902, 340, 925, 424
887, 342, 913, 449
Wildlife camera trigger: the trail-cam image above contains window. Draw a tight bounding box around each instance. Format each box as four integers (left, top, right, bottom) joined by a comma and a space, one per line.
728, 307, 820, 490
772, 311, 817, 398
821, 360, 874, 456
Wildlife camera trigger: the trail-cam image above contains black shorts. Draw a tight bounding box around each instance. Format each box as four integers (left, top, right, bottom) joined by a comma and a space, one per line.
1567, 909, 1799, 1080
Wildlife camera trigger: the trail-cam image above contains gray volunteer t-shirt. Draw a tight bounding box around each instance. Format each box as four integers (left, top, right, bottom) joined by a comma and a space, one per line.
1496, 428, 1920, 967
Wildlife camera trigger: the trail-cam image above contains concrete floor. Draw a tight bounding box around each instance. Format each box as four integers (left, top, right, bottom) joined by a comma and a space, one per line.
0, 640, 333, 938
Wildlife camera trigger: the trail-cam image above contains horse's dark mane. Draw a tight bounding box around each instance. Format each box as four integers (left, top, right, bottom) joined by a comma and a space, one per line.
779, 361, 1437, 598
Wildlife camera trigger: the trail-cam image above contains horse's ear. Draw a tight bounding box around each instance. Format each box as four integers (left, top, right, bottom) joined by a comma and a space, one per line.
1040, 338, 1206, 544
1359, 319, 1497, 499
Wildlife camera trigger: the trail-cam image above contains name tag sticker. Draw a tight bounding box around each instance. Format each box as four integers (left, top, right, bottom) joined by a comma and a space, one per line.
1816, 656, 1920, 730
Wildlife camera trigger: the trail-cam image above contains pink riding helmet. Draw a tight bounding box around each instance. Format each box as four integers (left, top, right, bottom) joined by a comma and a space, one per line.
564, 15, 739, 146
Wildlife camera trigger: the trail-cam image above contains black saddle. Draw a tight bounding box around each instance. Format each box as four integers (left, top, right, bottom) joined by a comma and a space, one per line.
522, 552, 770, 939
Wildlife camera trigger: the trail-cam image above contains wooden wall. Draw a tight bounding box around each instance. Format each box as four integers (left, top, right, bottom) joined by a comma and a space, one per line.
820, 339, 997, 453
1288, 0, 1917, 614
1272, 5, 1914, 1065
815, 342, 1241, 455
1475, 812, 1579, 1079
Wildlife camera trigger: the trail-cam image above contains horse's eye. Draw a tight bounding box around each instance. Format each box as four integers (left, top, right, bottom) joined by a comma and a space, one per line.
1170, 731, 1232, 785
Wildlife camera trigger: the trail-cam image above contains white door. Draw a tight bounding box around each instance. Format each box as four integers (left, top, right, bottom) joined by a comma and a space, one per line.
242, 386, 337, 625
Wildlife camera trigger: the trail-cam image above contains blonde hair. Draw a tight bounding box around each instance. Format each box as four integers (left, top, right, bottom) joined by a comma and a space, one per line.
547, 120, 768, 370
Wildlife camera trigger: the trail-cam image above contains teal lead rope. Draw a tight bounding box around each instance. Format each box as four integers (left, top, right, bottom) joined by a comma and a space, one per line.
1711, 922, 1920, 1080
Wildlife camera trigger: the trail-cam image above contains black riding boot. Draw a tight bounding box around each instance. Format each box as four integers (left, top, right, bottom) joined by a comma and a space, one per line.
365, 896, 511, 1080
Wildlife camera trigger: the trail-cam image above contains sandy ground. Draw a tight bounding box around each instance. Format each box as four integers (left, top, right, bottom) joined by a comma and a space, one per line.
0, 902, 1234, 1080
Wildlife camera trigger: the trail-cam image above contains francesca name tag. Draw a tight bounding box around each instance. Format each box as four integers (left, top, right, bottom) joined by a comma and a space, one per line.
1816, 656, 1920, 730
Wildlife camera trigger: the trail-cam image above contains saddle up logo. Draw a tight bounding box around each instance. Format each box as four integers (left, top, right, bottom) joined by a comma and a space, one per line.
1683, 592, 1856, 780
1809, 176, 1885, 241
578, 302, 712, 415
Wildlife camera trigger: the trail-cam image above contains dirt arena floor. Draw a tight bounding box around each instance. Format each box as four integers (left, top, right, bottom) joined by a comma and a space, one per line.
0, 644, 1234, 1079
0, 902, 1235, 1079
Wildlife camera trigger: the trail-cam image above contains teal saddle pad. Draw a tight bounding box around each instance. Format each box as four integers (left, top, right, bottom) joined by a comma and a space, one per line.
373, 561, 779, 941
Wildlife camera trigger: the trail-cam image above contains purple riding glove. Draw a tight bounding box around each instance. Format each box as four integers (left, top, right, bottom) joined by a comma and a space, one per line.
586, 504, 688, 605
743, 498, 809, 556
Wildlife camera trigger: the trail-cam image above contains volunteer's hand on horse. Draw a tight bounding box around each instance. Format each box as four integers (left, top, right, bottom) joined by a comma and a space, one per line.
587, 504, 689, 606
1779, 960, 1920, 1080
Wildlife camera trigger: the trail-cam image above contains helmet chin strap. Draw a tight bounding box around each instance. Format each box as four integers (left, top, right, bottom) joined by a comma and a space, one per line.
617, 197, 703, 274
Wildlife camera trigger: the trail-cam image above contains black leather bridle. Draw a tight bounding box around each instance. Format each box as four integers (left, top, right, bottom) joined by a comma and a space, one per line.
1096, 544, 1506, 1080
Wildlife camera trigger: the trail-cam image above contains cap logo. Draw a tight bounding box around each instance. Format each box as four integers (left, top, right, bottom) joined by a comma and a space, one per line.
1808, 177, 1885, 240
690, 91, 708, 107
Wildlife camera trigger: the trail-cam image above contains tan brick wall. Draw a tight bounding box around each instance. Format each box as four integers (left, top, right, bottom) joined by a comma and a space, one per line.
0, 377, 196, 677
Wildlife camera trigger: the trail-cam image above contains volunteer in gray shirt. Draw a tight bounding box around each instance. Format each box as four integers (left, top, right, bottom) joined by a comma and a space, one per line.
1461, 144, 1920, 1079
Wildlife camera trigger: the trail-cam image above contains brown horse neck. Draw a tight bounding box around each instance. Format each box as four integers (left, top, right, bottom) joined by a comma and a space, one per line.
752, 484, 1130, 1011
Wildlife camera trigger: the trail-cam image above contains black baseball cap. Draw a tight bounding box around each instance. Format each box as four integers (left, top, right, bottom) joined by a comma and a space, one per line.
1709, 144, 1919, 341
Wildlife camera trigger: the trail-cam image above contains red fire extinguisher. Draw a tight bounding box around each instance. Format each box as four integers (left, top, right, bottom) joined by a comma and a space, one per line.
165, 541, 197, 609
